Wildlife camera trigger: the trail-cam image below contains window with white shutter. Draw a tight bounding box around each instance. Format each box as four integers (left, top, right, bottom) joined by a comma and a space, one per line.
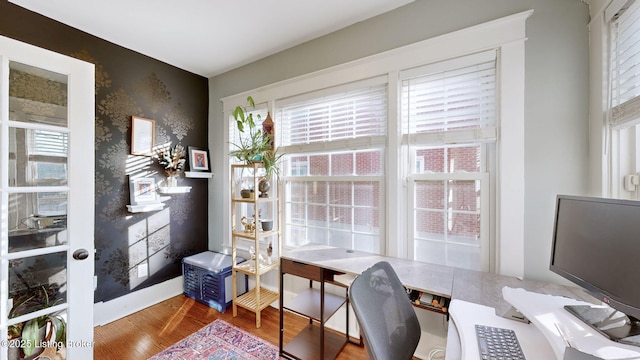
610, 0, 640, 128
607, 0, 640, 198
221, 12, 530, 274
277, 79, 386, 253
400, 51, 496, 271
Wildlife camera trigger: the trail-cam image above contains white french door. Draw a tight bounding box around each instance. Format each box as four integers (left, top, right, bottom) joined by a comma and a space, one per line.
0, 35, 95, 359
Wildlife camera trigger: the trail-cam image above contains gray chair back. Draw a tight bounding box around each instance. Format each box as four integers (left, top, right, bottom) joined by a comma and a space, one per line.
348, 261, 421, 360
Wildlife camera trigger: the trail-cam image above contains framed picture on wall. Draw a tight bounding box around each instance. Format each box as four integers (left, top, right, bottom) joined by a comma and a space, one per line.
129, 176, 158, 205
188, 146, 210, 172
131, 116, 155, 155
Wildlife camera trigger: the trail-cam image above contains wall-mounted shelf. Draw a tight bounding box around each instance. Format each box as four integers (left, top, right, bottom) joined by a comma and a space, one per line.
157, 186, 191, 194
126, 203, 165, 213
185, 171, 213, 178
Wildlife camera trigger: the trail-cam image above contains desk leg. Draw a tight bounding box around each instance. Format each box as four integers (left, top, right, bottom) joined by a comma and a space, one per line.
309, 280, 313, 325
345, 286, 349, 343
320, 269, 325, 360
345, 285, 362, 346
279, 262, 284, 355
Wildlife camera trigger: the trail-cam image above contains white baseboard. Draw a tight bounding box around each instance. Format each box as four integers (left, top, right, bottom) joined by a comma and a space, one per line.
93, 276, 184, 326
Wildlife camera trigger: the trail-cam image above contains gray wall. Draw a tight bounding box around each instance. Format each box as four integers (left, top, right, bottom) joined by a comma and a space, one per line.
208, 0, 591, 283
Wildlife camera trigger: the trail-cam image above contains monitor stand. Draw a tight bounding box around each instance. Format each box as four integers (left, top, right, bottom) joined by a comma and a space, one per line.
564, 305, 640, 347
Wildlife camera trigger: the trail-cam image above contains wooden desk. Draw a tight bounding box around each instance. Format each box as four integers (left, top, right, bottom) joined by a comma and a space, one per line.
278, 243, 597, 360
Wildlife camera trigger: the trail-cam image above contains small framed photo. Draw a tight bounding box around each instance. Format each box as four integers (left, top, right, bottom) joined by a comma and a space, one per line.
131, 116, 155, 156
129, 177, 158, 205
188, 146, 210, 172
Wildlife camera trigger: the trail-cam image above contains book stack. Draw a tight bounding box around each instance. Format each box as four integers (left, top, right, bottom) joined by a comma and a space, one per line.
414, 292, 449, 313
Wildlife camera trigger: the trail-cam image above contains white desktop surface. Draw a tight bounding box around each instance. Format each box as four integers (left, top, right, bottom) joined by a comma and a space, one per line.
502, 287, 640, 360
449, 298, 556, 359
446, 319, 462, 360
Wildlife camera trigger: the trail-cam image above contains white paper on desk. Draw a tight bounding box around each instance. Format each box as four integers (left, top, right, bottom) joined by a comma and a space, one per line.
449, 299, 555, 359
502, 287, 640, 360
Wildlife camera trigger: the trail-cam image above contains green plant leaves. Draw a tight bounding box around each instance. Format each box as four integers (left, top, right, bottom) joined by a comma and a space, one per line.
233, 96, 258, 133
229, 95, 281, 179
233, 106, 246, 132
21, 319, 39, 356
50, 315, 66, 344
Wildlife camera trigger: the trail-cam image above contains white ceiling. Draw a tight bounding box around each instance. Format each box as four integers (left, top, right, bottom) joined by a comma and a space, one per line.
10, 0, 413, 78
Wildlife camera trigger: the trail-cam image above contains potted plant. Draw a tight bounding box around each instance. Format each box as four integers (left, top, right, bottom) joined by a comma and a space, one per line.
257, 150, 282, 198
229, 96, 271, 164
229, 96, 282, 197
8, 285, 66, 360
261, 150, 282, 181
155, 143, 186, 187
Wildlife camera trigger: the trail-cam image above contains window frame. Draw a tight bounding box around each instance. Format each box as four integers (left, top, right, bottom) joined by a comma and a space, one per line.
593, 0, 640, 200
399, 50, 497, 271
276, 79, 388, 253
221, 10, 531, 277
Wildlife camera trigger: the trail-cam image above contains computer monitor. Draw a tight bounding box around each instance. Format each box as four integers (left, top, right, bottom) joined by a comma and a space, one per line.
550, 195, 640, 345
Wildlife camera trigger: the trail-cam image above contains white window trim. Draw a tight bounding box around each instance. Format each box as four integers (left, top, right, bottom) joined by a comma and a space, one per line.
222, 10, 531, 277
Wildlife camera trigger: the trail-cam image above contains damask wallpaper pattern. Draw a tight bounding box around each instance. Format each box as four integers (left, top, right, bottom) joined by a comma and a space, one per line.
0, 1, 210, 302
9, 70, 67, 107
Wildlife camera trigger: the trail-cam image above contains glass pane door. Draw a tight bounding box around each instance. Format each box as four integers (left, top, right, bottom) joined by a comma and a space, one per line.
6, 60, 70, 360
1, 35, 95, 360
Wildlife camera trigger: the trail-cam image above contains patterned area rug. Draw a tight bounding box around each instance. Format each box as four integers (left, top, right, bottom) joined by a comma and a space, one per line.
148, 319, 281, 360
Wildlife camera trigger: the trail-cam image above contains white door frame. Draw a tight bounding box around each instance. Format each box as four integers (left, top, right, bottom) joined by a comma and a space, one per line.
0, 35, 95, 359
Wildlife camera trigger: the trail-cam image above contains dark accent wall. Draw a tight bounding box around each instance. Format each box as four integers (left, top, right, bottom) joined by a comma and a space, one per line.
0, 1, 209, 302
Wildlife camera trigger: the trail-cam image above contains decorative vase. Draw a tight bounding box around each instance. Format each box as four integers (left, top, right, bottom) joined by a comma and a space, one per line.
261, 219, 273, 231
166, 175, 178, 187
240, 189, 255, 199
252, 154, 263, 162
266, 240, 273, 264
258, 178, 271, 198
241, 217, 255, 233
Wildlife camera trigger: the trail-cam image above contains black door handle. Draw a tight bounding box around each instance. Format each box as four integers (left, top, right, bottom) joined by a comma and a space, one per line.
73, 249, 89, 260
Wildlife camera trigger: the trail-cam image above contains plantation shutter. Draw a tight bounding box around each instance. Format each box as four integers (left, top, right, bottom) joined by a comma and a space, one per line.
610, 0, 640, 128
277, 76, 387, 154
32, 130, 68, 157
400, 50, 497, 144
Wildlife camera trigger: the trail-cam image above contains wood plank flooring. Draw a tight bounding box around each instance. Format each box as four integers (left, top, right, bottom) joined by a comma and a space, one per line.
93, 294, 367, 359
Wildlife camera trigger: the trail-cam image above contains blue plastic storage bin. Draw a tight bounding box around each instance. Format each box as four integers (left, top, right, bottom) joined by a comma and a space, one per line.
182, 251, 248, 313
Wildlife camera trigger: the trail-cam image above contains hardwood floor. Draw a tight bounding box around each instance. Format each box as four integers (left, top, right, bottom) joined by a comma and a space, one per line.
93, 294, 367, 359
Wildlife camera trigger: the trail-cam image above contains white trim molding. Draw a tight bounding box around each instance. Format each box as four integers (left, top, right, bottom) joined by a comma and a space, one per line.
93, 276, 184, 326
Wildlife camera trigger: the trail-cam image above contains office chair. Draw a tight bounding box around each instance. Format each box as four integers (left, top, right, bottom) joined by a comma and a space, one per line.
349, 261, 421, 360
